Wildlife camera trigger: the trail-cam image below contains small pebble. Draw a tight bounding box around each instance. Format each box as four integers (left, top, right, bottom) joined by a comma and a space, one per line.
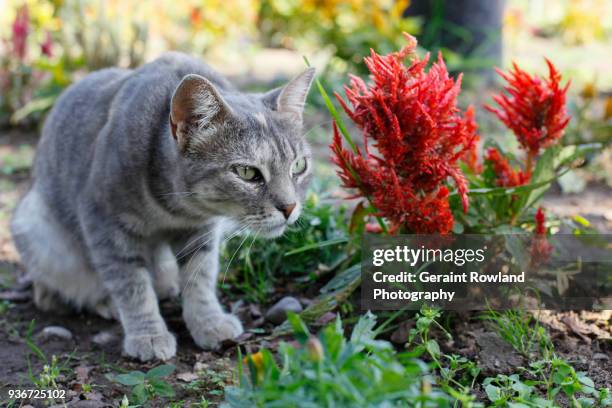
40, 326, 73, 341
265, 296, 303, 324
92, 331, 116, 346
592, 353, 609, 361
0, 290, 31, 302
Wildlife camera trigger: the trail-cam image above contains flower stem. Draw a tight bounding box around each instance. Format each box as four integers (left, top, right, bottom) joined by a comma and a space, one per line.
526, 151, 535, 178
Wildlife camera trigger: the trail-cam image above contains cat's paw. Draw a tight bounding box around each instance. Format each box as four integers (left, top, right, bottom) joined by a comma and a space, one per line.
123, 331, 177, 362
188, 313, 243, 349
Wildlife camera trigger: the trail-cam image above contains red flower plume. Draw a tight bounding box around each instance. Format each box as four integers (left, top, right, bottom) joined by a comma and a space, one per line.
485, 148, 530, 187
534, 207, 547, 235
331, 34, 477, 234
485, 60, 570, 157
530, 207, 553, 264
12, 5, 29, 61
40, 31, 53, 58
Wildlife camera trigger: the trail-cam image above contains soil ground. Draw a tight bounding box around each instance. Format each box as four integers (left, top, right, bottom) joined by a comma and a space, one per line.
1, 125, 610, 407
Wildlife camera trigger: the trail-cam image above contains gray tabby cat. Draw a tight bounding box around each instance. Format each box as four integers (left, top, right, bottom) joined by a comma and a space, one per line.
11, 52, 315, 361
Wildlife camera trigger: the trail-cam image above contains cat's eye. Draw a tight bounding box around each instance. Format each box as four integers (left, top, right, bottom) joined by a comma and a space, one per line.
291, 157, 307, 176
234, 165, 262, 182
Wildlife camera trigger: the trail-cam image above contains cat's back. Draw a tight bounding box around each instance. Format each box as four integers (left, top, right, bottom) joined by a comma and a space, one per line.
34, 67, 132, 184
36, 52, 229, 182
33, 53, 231, 221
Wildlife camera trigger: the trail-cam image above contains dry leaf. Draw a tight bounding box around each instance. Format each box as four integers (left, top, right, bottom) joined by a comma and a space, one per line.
176, 371, 199, 382
561, 314, 592, 343
75, 365, 91, 384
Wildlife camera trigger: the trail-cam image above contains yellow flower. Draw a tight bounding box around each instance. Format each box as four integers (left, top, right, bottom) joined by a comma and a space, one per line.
560, 0, 605, 45
244, 351, 264, 371
391, 0, 410, 20
580, 82, 597, 100
243, 351, 265, 383
371, 8, 386, 31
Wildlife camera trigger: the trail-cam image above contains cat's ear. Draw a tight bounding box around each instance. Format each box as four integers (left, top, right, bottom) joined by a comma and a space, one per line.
170, 74, 230, 150
263, 68, 315, 121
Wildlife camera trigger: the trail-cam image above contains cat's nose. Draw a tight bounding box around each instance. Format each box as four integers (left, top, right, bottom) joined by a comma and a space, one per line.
276, 203, 296, 220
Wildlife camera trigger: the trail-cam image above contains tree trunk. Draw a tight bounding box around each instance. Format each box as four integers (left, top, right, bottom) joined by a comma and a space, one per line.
406, 0, 505, 81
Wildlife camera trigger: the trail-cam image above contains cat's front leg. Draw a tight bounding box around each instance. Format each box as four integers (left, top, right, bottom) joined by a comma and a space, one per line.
112, 267, 177, 361
84, 218, 176, 361
179, 227, 243, 349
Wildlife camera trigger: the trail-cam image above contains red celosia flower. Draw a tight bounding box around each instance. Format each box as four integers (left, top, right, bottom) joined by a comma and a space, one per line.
485, 148, 530, 187
530, 207, 553, 265
40, 31, 53, 58
485, 60, 570, 165
462, 134, 482, 174
12, 5, 29, 61
534, 207, 547, 234
331, 34, 477, 234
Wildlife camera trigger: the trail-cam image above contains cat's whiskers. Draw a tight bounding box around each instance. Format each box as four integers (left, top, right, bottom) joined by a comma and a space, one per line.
181, 222, 248, 292
158, 191, 199, 197
175, 216, 247, 260
222, 227, 260, 285
220, 228, 252, 286
175, 228, 217, 260
180, 222, 251, 295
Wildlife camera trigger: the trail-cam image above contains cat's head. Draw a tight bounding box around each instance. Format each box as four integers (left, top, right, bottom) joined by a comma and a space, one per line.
169, 69, 315, 238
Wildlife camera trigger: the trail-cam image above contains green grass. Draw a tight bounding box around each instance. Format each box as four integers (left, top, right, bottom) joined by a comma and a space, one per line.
480, 309, 611, 408
220, 307, 611, 407
223, 192, 350, 303
481, 308, 553, 359
224, 311, 453, 407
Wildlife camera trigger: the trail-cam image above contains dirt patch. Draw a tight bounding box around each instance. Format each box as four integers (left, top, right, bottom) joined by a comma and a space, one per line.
543, 183, 612, 233
1, 263, 611, 406
0, 265, 240, 407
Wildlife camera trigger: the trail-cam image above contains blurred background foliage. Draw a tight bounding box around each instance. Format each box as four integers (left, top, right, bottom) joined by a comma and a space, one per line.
2, 0, 612, 121
0, 0, 610, 185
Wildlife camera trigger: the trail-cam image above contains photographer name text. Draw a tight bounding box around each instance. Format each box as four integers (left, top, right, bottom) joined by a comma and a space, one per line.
370, 245, 524, 302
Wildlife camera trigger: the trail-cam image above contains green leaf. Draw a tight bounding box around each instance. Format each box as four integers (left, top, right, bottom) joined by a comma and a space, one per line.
578, 397, 595, 407
508, 403, 530, 408
425, 339, 440, 358
10, 95, 57, 124
284, 237, 349, 256
349, 311, 377, 348
555, 143, 602, 167
146, 364, 175, 379
320, 263, 361, 294
287, 312, 310, 345
484, 384, 501, 402
504, 235, 530, 272
454, 175, 562, 197
116, 371, 146, 386
577, 373, 595, 390
511, 379, 532, 397
149, 379, 175, 397
313, 76, 358, 154
25, 336, 47, 363
131, 383, 148, 404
